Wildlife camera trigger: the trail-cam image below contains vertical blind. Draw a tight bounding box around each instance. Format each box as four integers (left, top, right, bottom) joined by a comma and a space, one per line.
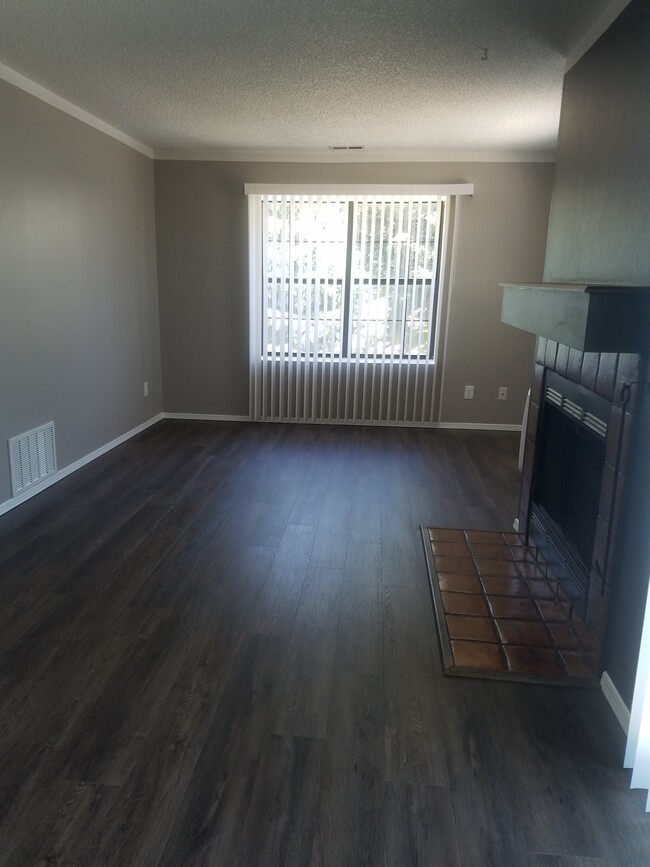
248, 190, 449, 425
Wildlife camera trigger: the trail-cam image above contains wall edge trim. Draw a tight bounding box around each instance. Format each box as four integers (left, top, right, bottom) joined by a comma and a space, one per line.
163, 413, 251, 422
154, 147, 556, 164
601, 670, 631, 734
163, 415, 520, 431
0, 61, 153, 158
0, 413, 164, 516
436, 422, 522, 431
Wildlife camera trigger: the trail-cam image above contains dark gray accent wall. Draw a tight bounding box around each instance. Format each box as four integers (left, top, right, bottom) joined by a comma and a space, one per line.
544, 0, 650, 284
154, 160, 553, 424
542, 0, 650, 704
0, 79, 162, 506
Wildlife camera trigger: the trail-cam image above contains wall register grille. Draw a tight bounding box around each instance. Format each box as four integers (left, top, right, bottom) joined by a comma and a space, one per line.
8, 422, 57, 496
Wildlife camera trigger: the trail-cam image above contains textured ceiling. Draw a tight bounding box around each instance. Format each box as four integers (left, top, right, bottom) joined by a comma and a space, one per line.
0, 0, 622, 155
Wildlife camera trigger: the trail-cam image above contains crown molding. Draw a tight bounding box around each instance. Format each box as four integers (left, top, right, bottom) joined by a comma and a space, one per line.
565, 0, 632, 72
0, 61, 153, 158
153, 147, 556, 164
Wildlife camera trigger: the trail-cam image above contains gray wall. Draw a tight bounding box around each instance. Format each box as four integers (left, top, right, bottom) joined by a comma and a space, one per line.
0, 79, 162, 507
544, 0, 650, 284
542, 0, 650, 704
155, 160, 553, 424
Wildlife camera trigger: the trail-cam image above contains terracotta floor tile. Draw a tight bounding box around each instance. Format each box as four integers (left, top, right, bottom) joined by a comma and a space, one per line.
570, 606, 587, 626
495, 618, 553, 647
441, 591, 489, 617
434, 556, 477, 575
475, 559, 521, 578
503, 646, 565, 677
437, 573, 483, 594
446, 614, 498, 643
526, 579, 558, 601
430, 541, 472, 558
509, 546, 538, 562
481, 576, 530, 597
451, 640, 505, 671
469, 543, 513, 560
537, 600, 572, 623
488, 596, 540, 621
560, 651, 598, 680
548, 623, 582, 650
581, 627, 602, 655
517, 562, 548, 579
503, 533, 525, 546
428, 528, 465, 542
465, 530, 505, 544
569, 618, 588, 643
545, 577, 560, 596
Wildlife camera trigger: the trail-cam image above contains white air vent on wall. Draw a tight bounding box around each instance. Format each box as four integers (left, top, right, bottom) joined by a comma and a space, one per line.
8, 422, 57, 497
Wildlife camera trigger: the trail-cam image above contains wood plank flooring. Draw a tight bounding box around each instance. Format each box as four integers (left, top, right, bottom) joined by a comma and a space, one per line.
0, 420, 649, 866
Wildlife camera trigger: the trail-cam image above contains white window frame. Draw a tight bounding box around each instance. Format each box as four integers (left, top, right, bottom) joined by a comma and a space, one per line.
246, 184, 473, 424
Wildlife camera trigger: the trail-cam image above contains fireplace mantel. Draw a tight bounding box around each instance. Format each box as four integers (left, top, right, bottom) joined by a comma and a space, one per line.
501, 283, 650, 352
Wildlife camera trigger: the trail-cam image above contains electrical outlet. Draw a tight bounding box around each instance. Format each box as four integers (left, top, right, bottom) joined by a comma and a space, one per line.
464, 385, 474, 400
498, 386, 508, 401
144, 381, 149, 397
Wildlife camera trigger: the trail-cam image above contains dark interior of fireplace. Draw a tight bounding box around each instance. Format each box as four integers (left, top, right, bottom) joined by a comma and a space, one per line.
530, 371, 611, 620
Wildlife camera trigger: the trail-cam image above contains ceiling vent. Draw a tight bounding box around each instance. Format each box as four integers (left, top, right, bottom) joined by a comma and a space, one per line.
328, 145, 365, 151
8, 421, 57, 497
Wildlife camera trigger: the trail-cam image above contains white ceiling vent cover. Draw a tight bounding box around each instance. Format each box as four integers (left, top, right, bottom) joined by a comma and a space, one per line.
8, 422, 57, 497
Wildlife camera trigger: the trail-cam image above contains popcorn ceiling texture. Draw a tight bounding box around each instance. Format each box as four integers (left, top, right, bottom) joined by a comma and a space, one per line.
0, 0, 615, 153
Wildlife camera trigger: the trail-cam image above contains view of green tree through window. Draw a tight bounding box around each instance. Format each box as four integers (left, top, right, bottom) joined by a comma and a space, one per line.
263, 195, 443, 360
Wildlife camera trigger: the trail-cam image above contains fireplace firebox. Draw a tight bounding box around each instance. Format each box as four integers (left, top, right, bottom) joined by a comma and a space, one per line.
529, 371, 611, 620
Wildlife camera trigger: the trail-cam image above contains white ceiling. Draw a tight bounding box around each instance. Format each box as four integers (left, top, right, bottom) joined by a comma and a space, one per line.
0, 0, 628, 157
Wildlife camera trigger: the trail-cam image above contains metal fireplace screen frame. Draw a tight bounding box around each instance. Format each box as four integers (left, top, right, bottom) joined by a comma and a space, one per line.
530, 371, 612, 620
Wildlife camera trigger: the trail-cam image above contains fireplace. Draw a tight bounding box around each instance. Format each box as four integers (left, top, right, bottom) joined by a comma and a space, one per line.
529, 371, 611, 620
501, 283, 650, 673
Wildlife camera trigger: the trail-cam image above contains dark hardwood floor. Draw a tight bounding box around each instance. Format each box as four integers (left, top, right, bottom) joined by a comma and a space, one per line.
0, 420, 648, 866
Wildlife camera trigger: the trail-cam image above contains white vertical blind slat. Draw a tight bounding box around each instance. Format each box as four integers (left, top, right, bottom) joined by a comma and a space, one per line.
278, 196, 287, 420
282, 196, 296, 421
386, 201, 406, 422
260, 196, 269, 418
303, 197, 313, 421
397, 199, 416, 421
352, 197, 369, 422
313, 196, 322, 424
327, 198, 339, 421
377, 202, 390, 421
423, 201, 442, 422
410, 201, 428, 419
413, 201, 433, 422
364, 199, 381, 421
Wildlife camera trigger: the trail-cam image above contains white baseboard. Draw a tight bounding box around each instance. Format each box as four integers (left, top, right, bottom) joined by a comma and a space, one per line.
171, 414, 520, 432
601, 671, 631, 734
163, 412, 250, 422
436, 422, 522, 432
0, 413, 164, 517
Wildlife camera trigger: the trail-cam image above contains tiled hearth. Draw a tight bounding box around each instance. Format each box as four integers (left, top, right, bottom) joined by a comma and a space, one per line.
423, 527, 599, 685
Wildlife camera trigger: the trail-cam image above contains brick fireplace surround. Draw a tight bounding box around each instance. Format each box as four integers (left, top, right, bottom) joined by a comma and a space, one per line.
518, 339, 647, 675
